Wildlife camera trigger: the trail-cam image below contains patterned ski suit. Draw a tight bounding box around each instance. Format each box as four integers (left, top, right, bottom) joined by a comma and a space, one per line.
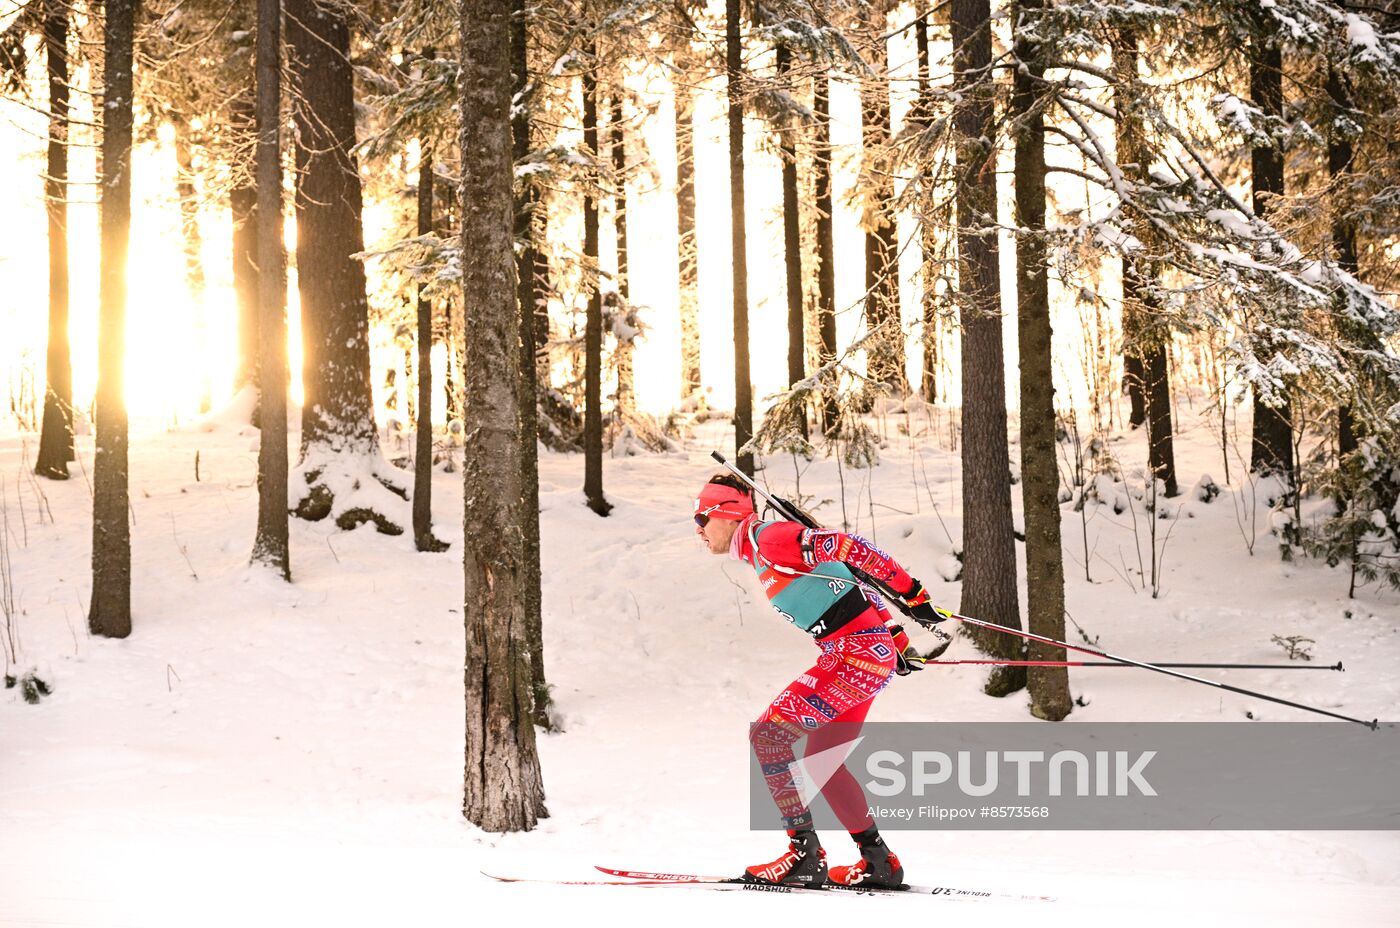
731, 514, 916, 832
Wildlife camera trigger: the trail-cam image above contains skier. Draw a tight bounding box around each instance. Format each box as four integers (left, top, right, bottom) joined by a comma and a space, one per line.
694, 472, 948, 889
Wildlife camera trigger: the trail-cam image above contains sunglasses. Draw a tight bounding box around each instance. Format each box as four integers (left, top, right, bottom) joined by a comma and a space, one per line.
694, 503, 723, 528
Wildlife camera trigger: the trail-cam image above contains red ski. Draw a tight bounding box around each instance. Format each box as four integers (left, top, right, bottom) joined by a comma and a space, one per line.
593, 866, 1055, 902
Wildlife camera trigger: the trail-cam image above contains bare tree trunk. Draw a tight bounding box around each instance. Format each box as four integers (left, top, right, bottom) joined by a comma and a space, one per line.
1142, 335, 1177, 495
582, 53, 612, 516
230, 87, 260, 405
814, 72, 838, 434
90, 0, 137, 639
1328, 63, 1360, 460
915, 10, 939, 405
36, 0, 72, 481
1114, 27, 1178, 498
511, 6, 549, 729
287, 0, 404, 532
952, 0, 1023, 695
1011, 0, 1070, 721
1248, 26, 1293, 478
609, 92, 635, 418
444, 292, 461, 423
172, 115, 210, 413
610, 96, 627, 303
413, 138, 448, 553
777, 44, 806, 437
676, 79, 702, 402
861, 7, 905, 397
250, 0, 290, 581
1123, 352, 1145, 427
727, 0, 753, 476
460, 0, 546, 832
404, 344, 414, 424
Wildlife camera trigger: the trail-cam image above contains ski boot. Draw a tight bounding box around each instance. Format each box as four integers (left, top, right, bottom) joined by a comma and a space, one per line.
828, 828, 905, 889
742, 829, 828, 886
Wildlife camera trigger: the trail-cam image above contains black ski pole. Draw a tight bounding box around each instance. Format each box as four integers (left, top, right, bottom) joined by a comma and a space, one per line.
710, 451, 805, 525
945, 609, 1377, 729
920, 659, 1345, 671
709, 452, 1373, 726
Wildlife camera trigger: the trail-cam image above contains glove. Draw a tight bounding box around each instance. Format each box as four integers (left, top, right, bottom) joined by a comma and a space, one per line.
902, 578, 952, 629
888, 624, 923, 676
909, 601, 952, 628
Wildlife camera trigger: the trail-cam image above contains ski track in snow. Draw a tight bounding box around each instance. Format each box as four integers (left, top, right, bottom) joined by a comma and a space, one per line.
1, 402, 1398, 927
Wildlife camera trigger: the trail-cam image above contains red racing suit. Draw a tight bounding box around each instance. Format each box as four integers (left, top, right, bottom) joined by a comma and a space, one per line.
730, 514, 917, 832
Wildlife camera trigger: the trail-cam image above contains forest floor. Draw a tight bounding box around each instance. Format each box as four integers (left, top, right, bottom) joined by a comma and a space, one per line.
1, 396, 1397, 927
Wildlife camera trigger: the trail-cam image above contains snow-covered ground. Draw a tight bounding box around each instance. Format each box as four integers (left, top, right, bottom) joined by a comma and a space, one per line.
1, 401, 1397, 927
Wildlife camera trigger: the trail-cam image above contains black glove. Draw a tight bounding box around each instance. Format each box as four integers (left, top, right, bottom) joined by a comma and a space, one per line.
902, 578, 951, 629
889, 624, 923, 676
909, 601, 950, 628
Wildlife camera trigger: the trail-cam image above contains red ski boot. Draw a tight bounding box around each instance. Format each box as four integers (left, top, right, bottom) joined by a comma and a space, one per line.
742, 830, 828, 886
828, 828, 905, 889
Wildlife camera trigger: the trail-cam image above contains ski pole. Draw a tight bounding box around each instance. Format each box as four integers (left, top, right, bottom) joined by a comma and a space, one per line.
942, 609, 1378, 729
920, 659, 1345, 671
708, 452, 1375, 728
709, 451, 805, 526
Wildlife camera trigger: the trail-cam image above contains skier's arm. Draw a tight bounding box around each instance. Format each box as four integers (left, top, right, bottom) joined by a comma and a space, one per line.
800, 529, 949, 628
753, 523, 949, 627
799, 528, 916, 594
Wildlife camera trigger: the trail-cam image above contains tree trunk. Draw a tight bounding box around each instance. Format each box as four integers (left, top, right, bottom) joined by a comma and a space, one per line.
459, 0, 546, 832
915, 11, 939, 405
172, 115, 210, 413
1123, 351, 1145, 428
1114, 27, 1178, 497
1248, 27, 1293, 478
287, 0, 405, 532
814, 73, 838, 434
1011, 0, 1071, 721
511, 6, 549, 729
861, 8, 905, 397
1328, 64, 1360, 460
35, 0, 72, 481
90, 0, 136, 639
1143, 339, 1177, 495
777, 44, 806, 436
727, 0, 753, 476
444, 292, 461, 423
951, 0, 1023, 696
676, 79, 702, 403
582, 53, 612, 516
413, 139, 448, 553
404, 344, 414, 423
250, 0, 290, 581
610, 92, 635, 418
230, 87, 260, 404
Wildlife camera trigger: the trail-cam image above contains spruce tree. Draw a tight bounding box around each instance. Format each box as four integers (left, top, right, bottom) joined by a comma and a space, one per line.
951, 0, 1023, 696
582, 45, 613, 516
35, 0, 72, 481
90, 0, 137, 639
1011, 0, 1070, 720
287, 0, 406, 533
250, 0, 290, 581
728, 0, 754, 475
460, 0, 547, 832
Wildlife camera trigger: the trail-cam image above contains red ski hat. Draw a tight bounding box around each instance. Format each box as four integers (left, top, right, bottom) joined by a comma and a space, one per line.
694, 480, 754, 526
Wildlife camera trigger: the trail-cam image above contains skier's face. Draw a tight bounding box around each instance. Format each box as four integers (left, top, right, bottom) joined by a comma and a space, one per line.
698, 514, 740, 554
